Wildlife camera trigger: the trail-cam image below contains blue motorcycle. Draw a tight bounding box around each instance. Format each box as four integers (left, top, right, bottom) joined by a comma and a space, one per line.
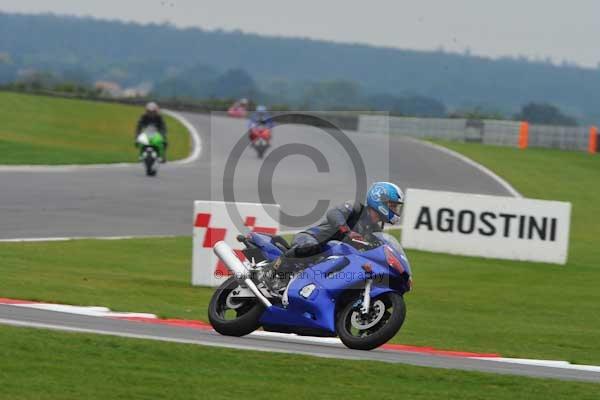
209, 232, 412, 350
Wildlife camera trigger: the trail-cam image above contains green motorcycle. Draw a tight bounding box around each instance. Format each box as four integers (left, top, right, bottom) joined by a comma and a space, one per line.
135, 126, 165, 177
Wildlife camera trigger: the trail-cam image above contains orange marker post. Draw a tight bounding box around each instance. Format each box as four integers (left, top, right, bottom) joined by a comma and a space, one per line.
589, 126, 598, 154
518, 122, 529, 150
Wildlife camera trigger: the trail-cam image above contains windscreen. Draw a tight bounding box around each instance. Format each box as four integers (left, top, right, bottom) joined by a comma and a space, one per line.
373, 232, 412, 276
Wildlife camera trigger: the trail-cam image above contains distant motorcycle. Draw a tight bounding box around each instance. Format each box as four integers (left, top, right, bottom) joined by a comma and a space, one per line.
208, 232, 412, 350
135, 125, 165, 177
228, 105, 248, 118
249, 126, 272, 159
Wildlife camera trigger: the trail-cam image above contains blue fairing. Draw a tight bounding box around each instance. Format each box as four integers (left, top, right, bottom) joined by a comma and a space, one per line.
248, 232, 283, 260
254, 235, 412, 335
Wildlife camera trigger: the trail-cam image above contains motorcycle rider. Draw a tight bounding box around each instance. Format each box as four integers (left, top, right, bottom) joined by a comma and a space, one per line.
265, 182, 404, 289
227, 98, 249, 116
248, 105, 274, 132
236, 98, 249, 109
136, 102, 168, 162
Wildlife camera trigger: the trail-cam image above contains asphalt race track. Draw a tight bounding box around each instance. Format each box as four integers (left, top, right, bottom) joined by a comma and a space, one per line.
0, 112, 514, 239
1, 305, 598, 383
6, 112, 592, 382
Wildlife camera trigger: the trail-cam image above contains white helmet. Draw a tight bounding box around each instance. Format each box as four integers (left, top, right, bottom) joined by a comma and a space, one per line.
256, 105, 267, 113
146, 102, 160, 113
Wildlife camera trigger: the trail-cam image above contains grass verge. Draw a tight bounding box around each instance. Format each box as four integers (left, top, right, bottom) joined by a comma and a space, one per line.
0, 325, 598, 400
1, 235, 599, 364
0, 91, 190, 164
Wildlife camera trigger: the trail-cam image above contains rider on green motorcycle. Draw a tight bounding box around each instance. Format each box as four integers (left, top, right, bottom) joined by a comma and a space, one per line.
136, 102, 168, 162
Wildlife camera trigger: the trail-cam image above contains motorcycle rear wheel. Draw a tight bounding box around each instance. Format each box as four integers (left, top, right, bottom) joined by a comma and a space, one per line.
336, 292, 406, 350
144, 156, 157, 177
208, 277, 264, 337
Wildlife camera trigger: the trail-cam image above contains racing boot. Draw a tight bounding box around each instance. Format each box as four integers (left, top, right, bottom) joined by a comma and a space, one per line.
260, 257, 296, 294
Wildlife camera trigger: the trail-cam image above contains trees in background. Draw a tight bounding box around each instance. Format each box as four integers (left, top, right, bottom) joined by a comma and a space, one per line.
152, 64, 219, 99
300, 80, 362, 109
152, 72, 448, 115
0, 52, 16, 83
448, 107, 505, 120
0, 74, 100, 97
152, 66, 259, 100
212, 68, 259, 99
367, 93, 446, 117
0, 64, 584, 127
1, 71, 586, 128
515, 103, 578, 126
1, 13, 599, 123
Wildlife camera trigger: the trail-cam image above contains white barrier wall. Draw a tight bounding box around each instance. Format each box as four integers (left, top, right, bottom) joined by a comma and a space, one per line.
192, 201, 280, 287
528, 124, 589, 151
358, 115, 522, 144
358, 115, 594, 152
401, 189, 572, 265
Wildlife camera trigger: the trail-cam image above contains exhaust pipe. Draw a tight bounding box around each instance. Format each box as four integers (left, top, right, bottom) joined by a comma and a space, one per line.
213, 241, 272, 308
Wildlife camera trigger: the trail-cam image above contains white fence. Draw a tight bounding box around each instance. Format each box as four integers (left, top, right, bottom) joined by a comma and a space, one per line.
359, 115, 595, 152
528, 124, 589, 152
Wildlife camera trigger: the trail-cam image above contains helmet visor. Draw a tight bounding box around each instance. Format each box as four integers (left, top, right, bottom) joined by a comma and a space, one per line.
388, 201, 403, 216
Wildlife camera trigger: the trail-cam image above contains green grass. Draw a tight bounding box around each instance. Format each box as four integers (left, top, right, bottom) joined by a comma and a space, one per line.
1, 235, 599, 364
0, 325, 598, 400
0, 91, 190, 164
0, 238, 207, 321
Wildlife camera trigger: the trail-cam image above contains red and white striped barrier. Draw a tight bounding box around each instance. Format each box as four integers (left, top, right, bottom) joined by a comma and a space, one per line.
192, 201, 280, 287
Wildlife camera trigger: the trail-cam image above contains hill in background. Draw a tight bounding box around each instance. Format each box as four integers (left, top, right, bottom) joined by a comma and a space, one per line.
1, 12, 599, 122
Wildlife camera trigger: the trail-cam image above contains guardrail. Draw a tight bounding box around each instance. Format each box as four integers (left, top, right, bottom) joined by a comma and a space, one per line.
358, 115, 598, 154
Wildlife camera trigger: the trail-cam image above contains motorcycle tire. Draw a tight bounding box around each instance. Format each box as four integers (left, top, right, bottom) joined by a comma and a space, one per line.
336, 292, 406, 350
208, 277, 264, 337
145, 157, 157, 177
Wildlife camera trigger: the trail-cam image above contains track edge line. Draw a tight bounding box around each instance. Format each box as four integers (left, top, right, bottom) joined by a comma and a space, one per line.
409, 138, 522, 198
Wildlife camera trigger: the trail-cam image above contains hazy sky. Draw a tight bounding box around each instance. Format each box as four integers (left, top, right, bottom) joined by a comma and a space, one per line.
1, 0, 599, 68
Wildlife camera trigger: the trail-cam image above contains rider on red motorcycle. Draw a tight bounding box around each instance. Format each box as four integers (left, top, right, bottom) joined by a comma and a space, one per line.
228, 98, 249, 118
248, 105, 274, 135
248, 106, 274, 159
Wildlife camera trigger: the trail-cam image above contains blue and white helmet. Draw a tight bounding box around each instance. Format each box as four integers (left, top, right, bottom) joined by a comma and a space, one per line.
256, 105, 267, 113
366, 182, 404, 225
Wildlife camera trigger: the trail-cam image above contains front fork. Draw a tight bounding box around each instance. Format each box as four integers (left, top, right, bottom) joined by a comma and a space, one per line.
360, 278, 373, 314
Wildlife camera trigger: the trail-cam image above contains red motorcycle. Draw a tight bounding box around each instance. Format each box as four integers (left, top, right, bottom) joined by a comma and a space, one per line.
228, 105, 248, 118
249, 126, 272, 159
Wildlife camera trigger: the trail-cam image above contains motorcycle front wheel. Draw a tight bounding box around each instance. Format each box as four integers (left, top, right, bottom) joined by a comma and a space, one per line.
336, 292, 406, 350
208, 277, 264, 337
